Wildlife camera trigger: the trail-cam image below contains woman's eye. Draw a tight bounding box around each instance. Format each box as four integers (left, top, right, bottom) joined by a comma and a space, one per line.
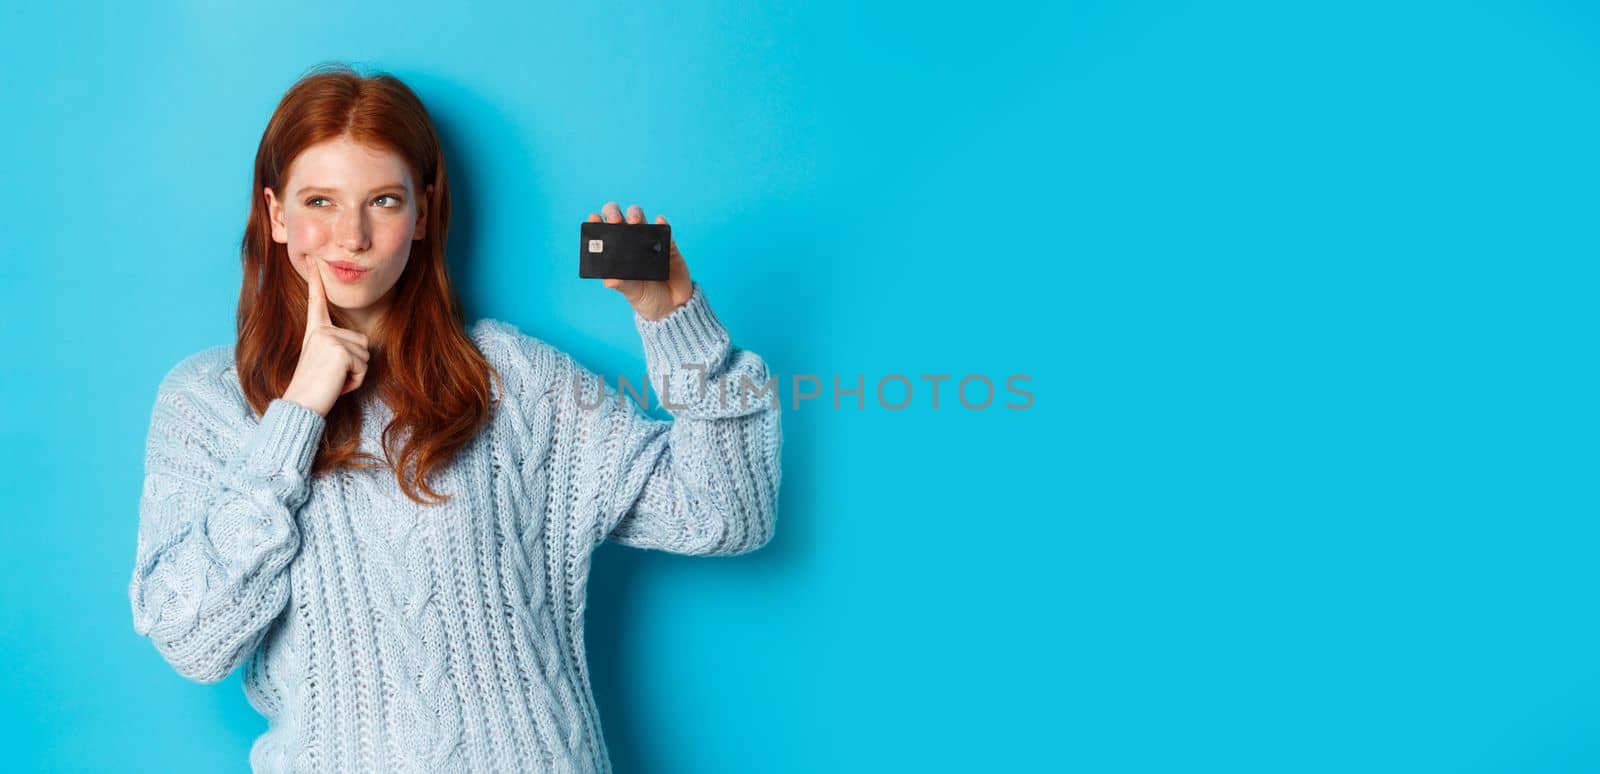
304, 195, 401, 207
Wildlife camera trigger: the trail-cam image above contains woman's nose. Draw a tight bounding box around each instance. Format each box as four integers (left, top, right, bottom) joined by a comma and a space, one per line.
335, 209, 371, 252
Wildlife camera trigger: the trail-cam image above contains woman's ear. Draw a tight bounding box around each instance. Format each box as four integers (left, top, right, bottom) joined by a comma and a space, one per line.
414, 184, 433, 241
263, 187, 288, 244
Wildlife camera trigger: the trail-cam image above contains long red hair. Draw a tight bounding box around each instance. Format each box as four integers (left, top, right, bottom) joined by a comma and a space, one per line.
236, 62, 498, 506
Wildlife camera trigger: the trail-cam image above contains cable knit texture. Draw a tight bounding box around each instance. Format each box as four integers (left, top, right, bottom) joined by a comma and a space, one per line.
128, 282, 781, 773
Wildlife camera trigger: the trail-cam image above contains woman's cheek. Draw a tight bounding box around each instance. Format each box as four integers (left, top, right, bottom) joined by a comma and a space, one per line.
377, 223, 415, 255
289, 219, 329, 253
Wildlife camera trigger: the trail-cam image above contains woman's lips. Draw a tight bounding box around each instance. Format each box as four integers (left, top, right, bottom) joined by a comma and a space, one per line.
326, 261, 369, 283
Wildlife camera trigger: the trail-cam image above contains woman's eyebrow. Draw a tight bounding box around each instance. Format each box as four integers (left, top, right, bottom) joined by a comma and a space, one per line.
295, 183, 408, 196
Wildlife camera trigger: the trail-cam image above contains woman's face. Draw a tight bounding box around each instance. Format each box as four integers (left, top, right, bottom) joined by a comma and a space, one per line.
264, 135, 429, 324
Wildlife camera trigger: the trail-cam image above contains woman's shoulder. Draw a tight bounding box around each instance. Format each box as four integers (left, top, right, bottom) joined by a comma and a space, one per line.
158, 344, 236, 392
142, 344, 264, 445
470, 318, 573, 382
153, 344, 247, 414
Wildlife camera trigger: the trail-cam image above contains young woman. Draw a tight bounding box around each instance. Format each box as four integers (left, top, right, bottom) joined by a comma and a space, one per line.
128, 64, 782, 773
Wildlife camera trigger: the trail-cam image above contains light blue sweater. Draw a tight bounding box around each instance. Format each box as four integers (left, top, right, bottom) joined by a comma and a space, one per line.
128, 282, 781, 773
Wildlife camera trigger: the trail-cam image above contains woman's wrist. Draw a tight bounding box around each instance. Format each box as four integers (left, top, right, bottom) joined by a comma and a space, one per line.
280, 388, 326, 418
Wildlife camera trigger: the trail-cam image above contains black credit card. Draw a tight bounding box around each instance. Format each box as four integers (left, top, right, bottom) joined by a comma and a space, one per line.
578, 221, 671, 281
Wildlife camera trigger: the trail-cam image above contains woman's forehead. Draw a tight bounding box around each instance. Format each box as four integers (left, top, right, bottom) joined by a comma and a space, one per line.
287, 136, 413, 191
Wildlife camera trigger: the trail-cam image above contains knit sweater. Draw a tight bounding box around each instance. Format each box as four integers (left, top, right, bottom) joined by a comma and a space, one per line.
128, 281, 781, 773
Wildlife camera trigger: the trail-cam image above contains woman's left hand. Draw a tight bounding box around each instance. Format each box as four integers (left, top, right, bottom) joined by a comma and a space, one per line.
589, 201, 694, 322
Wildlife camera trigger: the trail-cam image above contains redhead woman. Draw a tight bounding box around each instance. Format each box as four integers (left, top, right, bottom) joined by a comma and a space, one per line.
128, 63, 781, 773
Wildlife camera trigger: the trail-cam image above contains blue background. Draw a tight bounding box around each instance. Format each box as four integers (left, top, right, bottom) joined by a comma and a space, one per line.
2, 1, 1597, 771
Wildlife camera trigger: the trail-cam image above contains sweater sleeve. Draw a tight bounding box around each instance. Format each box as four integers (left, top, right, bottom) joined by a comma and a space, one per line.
565, 282, 783, 556
128, 356, 324, 684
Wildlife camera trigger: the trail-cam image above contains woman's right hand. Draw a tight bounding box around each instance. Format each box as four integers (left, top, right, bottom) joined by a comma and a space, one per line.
282, 256, 370, 417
